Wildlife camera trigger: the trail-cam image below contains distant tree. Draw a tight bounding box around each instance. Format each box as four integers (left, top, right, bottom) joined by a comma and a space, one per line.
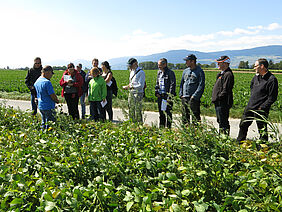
139, 61, 158, 70
6, 66, 9, 70
175, 63, 186, 70
210, 63, 216, 68
268, 60, 274, 69
167, 63, 175, 70
238, 61, 249, 69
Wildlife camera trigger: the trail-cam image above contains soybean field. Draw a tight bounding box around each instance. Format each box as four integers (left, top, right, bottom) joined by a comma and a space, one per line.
0, 69, 281, 114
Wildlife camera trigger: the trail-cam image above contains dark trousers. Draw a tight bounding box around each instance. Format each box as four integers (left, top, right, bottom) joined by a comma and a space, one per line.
105, 89, 113, 121
237, 109, 268, 141
64, 93, 79, 120
90, 101, 106, 121
181, 97, 201, 125
214, 102, 230, 134
31, 92, 37, 115
157, 96, 173, 128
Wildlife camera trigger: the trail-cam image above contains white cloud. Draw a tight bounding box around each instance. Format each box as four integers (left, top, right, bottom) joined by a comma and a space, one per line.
266, 23, 282, 30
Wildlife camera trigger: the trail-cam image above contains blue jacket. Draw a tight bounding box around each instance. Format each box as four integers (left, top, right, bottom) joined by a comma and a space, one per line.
179, 65, 205, 101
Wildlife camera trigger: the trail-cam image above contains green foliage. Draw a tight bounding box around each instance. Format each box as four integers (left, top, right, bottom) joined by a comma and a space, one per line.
238, 61, 249, 69
0, 105, 281, 211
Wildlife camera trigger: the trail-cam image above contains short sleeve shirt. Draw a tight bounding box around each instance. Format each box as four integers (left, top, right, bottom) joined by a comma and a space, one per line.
34, 76, 55, 110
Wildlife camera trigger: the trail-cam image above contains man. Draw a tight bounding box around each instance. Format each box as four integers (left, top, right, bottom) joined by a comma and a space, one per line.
34, 66, 59, 129
123, 58, 145, 123
77, 64, 86, 119
179, 54, 205, 125
212, 56, 234, 135
25, 57, 42, 115
155, 58, 176, 128
237, 58, 278, 142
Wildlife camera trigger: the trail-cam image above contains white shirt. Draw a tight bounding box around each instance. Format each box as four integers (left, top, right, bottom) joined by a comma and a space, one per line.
129, 67, 146, 93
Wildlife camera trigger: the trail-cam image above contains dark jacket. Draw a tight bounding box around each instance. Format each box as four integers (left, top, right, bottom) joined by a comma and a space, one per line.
246, 71, 278, 112
155, 67, 176, 98
25, 65, 42, 95
212, 67, 234, 107
79, 70, 87, 93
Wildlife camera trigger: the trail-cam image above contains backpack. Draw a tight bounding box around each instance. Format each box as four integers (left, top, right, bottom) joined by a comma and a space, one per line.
111, 76, 118, 97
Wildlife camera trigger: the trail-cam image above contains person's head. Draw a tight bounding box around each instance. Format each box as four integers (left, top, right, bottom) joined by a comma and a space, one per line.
183, 54, 197, 68
42, 65, 54, 80
101, 61, 111, 72
216, 56, 230, 71
67, 63, 75, 75
90, 67, 101, 78
158, 58, 167, 71
127, 58, 138, 70
34, 57, 42, 69
76, 63, 82, 72
254, 58, 268, 75
92, 58, 99, 67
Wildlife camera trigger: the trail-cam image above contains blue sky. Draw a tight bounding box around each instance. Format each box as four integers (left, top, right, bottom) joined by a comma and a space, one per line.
1, 0, 282, 67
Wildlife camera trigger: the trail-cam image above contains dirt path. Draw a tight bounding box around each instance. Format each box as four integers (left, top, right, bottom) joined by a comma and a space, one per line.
1, 98, 281, 141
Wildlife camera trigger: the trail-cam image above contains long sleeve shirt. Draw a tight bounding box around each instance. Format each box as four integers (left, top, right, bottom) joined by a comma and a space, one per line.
179, 65, 205, 101
155, 67, 176, 97
246, 71, 278, 112
129, 67, 146, 94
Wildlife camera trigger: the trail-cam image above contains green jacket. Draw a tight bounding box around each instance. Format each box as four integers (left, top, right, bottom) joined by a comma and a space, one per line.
88, 76, 107, 101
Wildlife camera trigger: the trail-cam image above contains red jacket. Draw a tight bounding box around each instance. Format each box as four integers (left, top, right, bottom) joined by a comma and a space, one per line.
60, 69, 84, 97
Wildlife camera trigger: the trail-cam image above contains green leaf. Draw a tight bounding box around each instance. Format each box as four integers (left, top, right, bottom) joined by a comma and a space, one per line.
126, 201, 134, 211
181, 190, 191, 196
10, 198, 23, 206
193, 201, 208, 212
171, 204, 182, 212
196, 171, 207, 176
45, 201, 56, 211
259, 180, 268, 189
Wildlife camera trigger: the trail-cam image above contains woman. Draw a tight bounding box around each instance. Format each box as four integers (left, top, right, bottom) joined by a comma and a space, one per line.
88, 67, 107, 121
101, 61, 113, 121
60, 63, 83, 119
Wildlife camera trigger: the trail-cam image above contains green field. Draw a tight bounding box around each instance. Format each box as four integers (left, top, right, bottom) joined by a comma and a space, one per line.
0, 104, 281, 211
0, 69, 281, 118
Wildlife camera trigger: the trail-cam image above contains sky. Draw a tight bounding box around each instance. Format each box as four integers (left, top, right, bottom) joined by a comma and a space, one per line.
1, 0, 282, 68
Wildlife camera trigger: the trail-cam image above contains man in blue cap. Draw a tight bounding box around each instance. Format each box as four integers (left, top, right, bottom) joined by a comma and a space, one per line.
179, 54, 205, 125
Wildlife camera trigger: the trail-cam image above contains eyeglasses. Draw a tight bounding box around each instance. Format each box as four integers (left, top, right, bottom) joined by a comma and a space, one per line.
254, 64, 260, 68
35, 63, 41, 65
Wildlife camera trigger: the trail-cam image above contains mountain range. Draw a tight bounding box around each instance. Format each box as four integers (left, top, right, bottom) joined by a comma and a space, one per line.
47, 45, 282, 70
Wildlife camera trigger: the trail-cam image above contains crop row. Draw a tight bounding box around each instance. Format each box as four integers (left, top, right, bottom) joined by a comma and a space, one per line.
0, 69, 281, 111
0, 105, 281, 211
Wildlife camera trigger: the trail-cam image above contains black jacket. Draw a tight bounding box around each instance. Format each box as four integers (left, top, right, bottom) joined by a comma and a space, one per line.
212, 67, 234, 107
246, 71, 278, 112
155, 67, 176, 98
25, 65, 42, 94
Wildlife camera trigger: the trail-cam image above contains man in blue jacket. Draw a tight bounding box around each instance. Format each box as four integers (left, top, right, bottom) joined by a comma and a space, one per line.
155, 58, 176, 128
179, 54, 205, 125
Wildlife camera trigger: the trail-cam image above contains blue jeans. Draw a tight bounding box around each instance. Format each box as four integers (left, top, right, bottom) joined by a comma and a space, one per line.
31, 93, 37, 115
80, 93, 86, 119
40, 109, 56, 129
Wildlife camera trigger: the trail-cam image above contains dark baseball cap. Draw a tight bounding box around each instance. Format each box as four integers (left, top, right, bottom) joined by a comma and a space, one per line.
183, 54, 197, 61
216, 56, 230, 63
127, 58, 137, 65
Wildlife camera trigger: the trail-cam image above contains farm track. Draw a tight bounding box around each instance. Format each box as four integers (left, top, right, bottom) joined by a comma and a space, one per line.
1, 98, 281, 141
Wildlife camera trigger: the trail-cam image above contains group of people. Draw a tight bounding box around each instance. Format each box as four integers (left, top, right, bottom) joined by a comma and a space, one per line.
25, 55, 278, 141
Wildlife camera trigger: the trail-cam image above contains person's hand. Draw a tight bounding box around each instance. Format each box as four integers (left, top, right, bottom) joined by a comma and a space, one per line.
102, 99, 106, 102
123, 85, 129, 90
180, 96, 183, 99
156, 94, 160, 98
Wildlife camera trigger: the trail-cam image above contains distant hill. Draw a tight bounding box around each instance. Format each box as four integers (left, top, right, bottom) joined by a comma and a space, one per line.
46, 45, 282, 70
